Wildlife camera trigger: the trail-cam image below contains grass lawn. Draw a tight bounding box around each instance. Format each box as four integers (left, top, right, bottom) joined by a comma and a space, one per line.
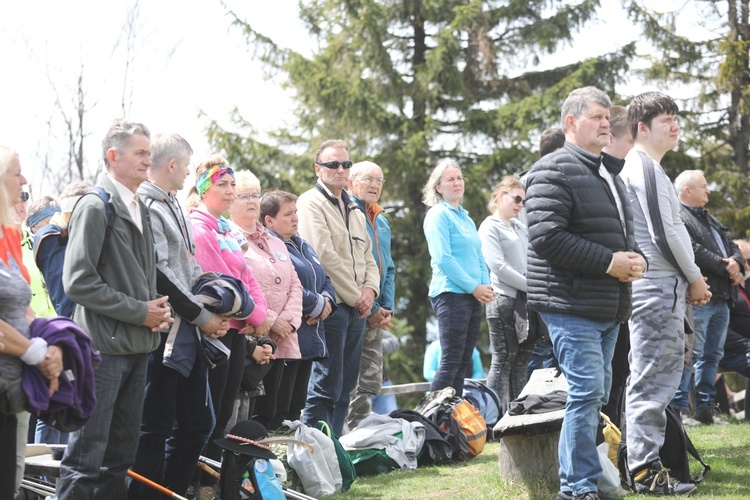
325, 420, 750, 499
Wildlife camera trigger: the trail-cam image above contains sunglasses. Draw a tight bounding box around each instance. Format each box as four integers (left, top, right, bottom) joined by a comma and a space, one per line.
316, 160, 353, 170
505, 193, 525, 205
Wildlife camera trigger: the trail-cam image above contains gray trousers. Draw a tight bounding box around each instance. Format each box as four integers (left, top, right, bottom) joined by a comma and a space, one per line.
346, 324, 384, 431
625, 275, 687, 471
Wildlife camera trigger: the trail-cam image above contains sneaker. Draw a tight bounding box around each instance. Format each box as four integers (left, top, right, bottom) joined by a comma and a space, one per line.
678, 409, 702, 427
633, 460, 697, 495
692, 403, 729, 426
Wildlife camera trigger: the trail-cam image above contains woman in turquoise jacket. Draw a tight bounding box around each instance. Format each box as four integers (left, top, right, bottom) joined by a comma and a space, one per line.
422, 158, 494, 395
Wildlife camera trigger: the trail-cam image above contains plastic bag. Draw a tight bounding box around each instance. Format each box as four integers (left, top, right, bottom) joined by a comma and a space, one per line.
597, 442, 629, 496
284, 420, 342, 496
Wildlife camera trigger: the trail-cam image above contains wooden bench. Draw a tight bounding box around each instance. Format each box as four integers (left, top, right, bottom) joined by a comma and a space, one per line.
493, 367, 567, 486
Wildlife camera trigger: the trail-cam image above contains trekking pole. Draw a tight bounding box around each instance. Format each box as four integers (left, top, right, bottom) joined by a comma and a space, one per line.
21, 478, 56, 497
283, 485, 318, 500
127, 470, 189, 500
196, 460, 221, 480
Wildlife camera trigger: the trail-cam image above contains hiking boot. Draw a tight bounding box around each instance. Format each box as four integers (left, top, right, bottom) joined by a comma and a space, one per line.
633, 460, 697, 495
692, 403, 729, 426
677, 409, 702, 427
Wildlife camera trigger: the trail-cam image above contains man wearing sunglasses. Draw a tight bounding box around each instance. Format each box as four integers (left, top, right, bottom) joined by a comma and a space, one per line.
525, 87, 646, 500
296, 139, 380, 436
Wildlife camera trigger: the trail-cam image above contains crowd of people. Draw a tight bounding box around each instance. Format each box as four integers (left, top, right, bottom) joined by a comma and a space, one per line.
1, 83, 749, 500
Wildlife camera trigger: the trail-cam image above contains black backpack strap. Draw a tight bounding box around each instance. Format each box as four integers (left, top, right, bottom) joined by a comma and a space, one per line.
70, 188, 115, 267
638, 150, 684, 278
684, 433, 711, 484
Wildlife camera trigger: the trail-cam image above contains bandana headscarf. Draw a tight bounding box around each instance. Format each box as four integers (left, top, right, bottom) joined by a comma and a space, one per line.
28, 205, 61, 230
196, 163, 234, 197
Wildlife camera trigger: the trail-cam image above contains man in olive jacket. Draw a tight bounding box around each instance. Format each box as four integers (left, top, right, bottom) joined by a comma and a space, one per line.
58, 119, 172, 500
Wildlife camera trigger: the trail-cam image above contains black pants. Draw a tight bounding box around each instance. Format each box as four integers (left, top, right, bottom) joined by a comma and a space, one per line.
0, 412, 17, 499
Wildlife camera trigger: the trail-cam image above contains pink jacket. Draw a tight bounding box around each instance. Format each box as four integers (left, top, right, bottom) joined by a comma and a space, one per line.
190, 208, 268, 330
241, 222, 303, 360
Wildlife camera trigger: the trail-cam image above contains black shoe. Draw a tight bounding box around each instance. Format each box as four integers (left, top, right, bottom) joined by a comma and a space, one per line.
677, 409, 702, 427
692, 403, 729, 425
633, 460, 697, 495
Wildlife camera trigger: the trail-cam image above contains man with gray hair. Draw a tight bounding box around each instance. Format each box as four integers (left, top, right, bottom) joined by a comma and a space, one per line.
345, 160, 396, 430
525, 86, 646, 500
670, 169, 744, 425
128, 133, 230, 499
58, 119, 173, 499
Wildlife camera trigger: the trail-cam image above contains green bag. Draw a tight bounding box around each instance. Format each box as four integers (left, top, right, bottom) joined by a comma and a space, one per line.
315, 420, 356, 492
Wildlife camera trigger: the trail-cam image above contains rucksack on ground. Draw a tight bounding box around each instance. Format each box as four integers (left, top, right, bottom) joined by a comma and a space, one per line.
417, 389, 487, 460
463, 379, 502, 428
617, 405, 710, 490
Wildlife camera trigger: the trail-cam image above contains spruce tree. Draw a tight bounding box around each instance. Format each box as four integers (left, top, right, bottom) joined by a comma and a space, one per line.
210, 0, 633, 385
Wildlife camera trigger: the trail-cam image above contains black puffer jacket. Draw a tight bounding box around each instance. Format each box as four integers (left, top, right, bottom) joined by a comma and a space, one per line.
525, 142, 639, 323
679, 204, 744, 303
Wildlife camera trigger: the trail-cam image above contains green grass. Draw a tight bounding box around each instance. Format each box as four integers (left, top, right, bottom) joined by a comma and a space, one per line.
323, 420, 750, 499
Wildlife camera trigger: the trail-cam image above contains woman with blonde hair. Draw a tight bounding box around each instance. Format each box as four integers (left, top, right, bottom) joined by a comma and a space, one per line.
478, 176, 534, 414
0, 147, 62, 497
422, 158, 494, 395
187, 156, 270, 486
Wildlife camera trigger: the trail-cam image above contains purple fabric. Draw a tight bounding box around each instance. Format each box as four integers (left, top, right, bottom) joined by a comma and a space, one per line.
23, 316, 101, 432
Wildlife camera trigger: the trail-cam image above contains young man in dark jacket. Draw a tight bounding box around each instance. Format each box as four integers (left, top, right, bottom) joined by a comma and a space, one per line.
128, 133, 229, 499
526, 86, 646, 500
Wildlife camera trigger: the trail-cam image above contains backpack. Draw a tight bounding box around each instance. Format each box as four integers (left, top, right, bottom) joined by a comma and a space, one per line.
463, 380, 502, 427
219, 451, 285, 500
315, 420, 356, 492
617, 405, 710, 490
420, 394, 487, 460
69, 187, 116, 265
389, 408, 454, 466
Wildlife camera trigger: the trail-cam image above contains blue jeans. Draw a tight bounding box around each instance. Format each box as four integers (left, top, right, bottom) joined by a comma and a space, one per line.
540, 312, 619, 496
303, 303, 366, 435
58, 353, 148, 500
526, 337, 558, 379
128, 333, 214, 499
673, 299, 730, 410
35, 419, 69, 444
430, 292, 482, 396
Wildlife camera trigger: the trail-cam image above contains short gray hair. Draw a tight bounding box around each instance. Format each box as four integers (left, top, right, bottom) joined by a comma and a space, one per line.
674, 169, 703, 197
150, 133, 192, 170
422, 158, 462, 207
560, 87, 611, 131
101, 119, 150, 168
234, 170, 261, 192
349, 161, 381, 180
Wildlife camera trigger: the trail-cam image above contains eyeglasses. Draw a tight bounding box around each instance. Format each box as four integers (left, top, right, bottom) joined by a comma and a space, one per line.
316, 160, 353, 170
504, 193, 525, 205
356, 175, 385, 186
236, 193, 261, 201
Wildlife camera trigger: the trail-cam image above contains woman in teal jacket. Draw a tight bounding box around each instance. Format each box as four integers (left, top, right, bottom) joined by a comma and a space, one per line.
422, 158, 494, 395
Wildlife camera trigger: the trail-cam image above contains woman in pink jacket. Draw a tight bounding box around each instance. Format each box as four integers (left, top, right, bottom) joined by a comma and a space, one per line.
187, 156, 270, 477
229, 170, 303, 431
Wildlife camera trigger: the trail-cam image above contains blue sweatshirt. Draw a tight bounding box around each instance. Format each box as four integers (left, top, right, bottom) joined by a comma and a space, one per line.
423, 201, 490, 297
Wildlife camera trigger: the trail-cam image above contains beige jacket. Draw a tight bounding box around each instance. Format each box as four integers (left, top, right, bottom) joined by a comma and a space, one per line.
297, 181, 380, 307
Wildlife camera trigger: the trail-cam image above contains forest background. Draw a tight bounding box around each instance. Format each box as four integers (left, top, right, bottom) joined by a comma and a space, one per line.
3, 0, 750, 388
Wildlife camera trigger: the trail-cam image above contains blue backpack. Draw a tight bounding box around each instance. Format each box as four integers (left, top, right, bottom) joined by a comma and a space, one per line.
463, 380, 501, 427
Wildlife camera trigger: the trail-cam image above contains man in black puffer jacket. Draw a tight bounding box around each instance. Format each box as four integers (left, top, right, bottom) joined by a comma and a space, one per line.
525, 86, 647, 500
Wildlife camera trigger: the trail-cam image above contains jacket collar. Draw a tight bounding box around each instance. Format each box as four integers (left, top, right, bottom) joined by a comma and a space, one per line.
351, 194, 383, 221
564, 142, 624, 175
314, 179, 360, 213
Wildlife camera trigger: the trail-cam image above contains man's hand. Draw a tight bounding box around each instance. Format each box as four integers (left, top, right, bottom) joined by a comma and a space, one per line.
688, 276, 712, 306
472, 284, 495, 304
270, 317, 294, 339
144, 296, 174, 332
724, 257, 742, 286
369, 308, 394, 329
202, 314, 230, 338
608, 252, 646, 282
355, 288, 376, 319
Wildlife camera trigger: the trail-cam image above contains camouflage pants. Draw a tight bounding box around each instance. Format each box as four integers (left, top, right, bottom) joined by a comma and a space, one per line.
625, 275, 687, 470
346, 324, 384, 431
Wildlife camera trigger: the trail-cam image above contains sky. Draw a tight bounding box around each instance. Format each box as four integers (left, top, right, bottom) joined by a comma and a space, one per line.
0, 0, 698, 199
